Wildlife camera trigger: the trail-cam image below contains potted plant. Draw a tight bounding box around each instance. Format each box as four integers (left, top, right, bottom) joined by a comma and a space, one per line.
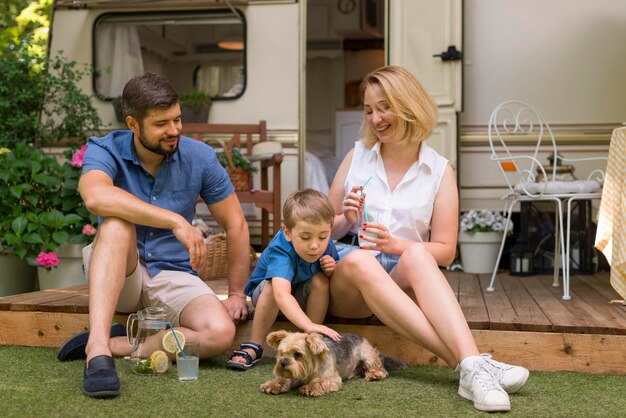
458, 210, 512, 274
179, 90, 212, 123
0, 142, 97, 290
214, 142, 257, 191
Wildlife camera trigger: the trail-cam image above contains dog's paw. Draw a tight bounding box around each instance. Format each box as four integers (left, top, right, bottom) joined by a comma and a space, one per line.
260, 379, 289, 395
298, 384, 324, 397
364, 368, 388, 381
261, 380, 282, 395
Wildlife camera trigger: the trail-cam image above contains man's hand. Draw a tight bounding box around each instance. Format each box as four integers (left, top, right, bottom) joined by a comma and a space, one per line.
222, 294, 248, 322
172, 220, 206, 272
319, 255, 336, 277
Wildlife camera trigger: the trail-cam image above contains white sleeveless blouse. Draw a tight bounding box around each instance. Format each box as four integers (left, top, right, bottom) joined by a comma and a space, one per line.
344, 140, 449, 243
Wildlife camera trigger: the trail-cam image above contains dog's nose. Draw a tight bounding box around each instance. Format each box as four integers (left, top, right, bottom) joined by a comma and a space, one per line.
280, 359, 288, 369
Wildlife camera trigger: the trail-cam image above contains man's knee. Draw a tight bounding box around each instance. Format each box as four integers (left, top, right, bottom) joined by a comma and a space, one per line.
198, 320, 236, 357
97, 217, 136, 242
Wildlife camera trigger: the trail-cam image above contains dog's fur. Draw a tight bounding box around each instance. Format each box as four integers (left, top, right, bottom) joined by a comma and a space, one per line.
260, 331, 408, 397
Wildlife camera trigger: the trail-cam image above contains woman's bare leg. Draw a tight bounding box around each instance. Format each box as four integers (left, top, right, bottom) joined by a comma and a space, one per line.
392, 244, 479, 363
328, 250, 460, 366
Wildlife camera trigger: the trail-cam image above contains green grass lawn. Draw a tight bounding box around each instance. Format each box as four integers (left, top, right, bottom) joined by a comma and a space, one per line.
0, 345, 624, 417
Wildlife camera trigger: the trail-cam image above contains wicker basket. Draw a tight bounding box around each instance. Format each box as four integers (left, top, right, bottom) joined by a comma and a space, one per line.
200, 232, 258, 280
218, 139, 251, 192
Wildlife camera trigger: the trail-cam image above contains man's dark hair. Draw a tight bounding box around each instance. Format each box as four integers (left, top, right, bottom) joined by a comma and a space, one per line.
121, 72, 179, 122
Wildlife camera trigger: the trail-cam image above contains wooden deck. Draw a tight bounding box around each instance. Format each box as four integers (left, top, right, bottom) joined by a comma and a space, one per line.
1, 270, 625, 374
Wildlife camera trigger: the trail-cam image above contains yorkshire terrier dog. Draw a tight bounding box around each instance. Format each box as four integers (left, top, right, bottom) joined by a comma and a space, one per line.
260, 330, 408, 397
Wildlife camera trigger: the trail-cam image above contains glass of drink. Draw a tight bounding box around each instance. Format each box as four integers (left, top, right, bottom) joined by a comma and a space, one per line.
176, 340, 199, 382
357, 208, 377, 247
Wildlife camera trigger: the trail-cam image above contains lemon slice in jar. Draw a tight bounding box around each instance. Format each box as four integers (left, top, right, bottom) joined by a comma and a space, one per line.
149, 350, 169, 374
161, 329, 185, 354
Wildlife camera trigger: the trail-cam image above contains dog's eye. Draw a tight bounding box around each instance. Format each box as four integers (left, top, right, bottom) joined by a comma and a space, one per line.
294, 352, 302, 359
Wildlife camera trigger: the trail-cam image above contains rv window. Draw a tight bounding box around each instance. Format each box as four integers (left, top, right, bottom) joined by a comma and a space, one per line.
92, 9, 246, 101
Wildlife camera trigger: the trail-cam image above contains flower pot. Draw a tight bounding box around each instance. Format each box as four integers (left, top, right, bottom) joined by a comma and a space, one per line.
0, 254, 37, 296
458, 231, 504, 274
180, 102, 210, 123
37, 244, 87, 290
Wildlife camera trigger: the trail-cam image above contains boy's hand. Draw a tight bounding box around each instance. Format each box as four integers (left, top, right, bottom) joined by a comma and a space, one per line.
305, 324, 341, 341
319, 255, 336, 276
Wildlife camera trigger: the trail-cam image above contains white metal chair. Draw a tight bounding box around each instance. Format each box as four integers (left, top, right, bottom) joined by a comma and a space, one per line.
485, 101, 606, 300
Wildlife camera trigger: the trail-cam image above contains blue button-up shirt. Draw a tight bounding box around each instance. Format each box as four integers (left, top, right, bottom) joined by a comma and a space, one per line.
82, 130, 234, 276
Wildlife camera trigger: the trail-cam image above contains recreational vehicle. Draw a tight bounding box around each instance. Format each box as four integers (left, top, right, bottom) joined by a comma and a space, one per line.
48, 0, 624, 246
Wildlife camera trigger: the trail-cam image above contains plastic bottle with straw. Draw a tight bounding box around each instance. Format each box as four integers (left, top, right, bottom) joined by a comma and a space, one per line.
358, 176, 376, 247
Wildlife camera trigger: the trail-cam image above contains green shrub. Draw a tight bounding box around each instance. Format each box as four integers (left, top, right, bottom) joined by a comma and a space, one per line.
0, 51, 103, 147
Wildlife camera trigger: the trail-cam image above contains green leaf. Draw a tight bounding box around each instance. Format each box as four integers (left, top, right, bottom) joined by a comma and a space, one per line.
9, 184, 24, 198
22, 233, 44, 244
13, 247, 27, 259
52, 230, 69, 245
39, 209, 64, 228
23, 193, 39, 206
11, 216, 28, 235
4, 233, 19, 245
63, 213, 83, 224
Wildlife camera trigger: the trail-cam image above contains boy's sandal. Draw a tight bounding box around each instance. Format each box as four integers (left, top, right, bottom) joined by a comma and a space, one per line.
226, 342, 263, 370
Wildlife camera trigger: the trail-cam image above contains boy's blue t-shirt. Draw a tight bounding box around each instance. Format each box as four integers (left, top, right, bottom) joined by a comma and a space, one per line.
244, 230, 340, 296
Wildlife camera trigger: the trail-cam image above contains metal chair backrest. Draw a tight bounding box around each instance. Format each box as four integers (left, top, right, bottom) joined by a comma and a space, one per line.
488, 100, 558, 198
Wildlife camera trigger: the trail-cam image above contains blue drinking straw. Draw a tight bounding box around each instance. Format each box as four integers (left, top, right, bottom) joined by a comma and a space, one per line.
154, 321, 197, 379
359, 176, 373, 222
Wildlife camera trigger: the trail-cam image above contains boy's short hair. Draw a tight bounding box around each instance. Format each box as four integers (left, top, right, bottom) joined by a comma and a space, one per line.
122, 72, 179, 124
283, 189, 335, 230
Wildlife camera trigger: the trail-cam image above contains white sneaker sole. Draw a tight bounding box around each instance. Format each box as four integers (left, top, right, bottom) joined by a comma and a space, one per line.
458, 386, 511, 412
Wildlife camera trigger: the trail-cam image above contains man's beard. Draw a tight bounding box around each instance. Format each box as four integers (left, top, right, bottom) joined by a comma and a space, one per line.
137, 130, 179, 156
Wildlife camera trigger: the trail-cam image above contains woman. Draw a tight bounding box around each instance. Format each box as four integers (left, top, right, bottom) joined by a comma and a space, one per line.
328, 66, 528, 412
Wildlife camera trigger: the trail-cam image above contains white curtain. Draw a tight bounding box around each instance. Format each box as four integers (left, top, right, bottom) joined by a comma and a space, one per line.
196, 63, 242, 97
96, 24, 144, 97
306, 152, 330, 194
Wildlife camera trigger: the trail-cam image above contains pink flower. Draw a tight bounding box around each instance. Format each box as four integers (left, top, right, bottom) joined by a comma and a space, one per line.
70, 145, 87, 168
82, 224, 97, 236
35, 252, 59, 269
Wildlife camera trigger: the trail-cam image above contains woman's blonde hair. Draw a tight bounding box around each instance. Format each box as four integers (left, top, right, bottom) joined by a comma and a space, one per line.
359, 66, 438, 147
283, 189, 335, 230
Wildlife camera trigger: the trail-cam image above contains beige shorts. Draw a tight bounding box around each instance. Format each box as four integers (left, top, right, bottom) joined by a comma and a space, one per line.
82, 244, 216, 326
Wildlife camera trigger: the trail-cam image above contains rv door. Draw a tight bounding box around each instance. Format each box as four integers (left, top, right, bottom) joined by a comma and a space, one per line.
387, 0, 462, 168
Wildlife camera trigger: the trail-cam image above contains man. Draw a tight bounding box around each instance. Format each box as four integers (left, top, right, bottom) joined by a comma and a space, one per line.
57, 72, 250, 397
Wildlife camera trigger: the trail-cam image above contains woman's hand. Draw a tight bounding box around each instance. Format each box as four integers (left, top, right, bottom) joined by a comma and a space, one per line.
319, 255, 336, 276
342, 185, 365, 226
360, 221, 398, 254
304, 324, 341, 341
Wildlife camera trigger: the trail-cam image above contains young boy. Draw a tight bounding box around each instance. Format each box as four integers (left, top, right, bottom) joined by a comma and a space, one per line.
227, 189, 341, 370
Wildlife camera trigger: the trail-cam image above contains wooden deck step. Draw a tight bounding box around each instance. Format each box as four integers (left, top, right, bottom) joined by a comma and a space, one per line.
1, 270, 625, 374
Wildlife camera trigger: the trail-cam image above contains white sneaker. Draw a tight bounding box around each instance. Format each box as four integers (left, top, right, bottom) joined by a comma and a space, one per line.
458, 356, 511, 412
481, 354, 529, 394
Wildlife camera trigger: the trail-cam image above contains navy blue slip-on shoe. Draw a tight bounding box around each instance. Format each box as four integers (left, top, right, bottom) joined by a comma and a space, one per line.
57, 322, 126, 362
83, 355, 120, 398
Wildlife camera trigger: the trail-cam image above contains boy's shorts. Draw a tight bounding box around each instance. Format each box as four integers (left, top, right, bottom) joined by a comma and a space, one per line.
250, 279, 312, 311
82, 243, 216, 327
